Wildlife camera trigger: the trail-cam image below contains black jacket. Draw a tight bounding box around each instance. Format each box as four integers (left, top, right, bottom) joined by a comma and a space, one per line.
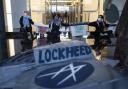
88, 21, 109, 34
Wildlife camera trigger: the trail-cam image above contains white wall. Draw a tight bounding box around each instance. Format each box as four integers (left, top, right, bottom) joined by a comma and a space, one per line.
11, 0, 27, 29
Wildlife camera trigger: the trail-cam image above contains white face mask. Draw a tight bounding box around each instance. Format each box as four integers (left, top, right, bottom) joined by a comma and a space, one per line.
97, 18, 102, 22
24, 12, 27, 16
23, 13, 30, 18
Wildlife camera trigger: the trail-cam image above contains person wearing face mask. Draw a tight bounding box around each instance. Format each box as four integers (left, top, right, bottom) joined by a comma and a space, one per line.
87, 15, 110, 56
47, 13, 69, 44
19, 11, 34, 40
69, 15, 115, 56
19, 11, 34, 52
47, 15, 61, 44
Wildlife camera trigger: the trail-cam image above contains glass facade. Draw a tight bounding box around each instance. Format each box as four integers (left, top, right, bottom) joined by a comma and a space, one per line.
29, 0, 47, 24
28, 0, 104, 24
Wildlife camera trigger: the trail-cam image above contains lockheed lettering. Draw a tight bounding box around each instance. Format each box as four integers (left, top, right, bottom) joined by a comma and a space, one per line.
39, 45, 91, 63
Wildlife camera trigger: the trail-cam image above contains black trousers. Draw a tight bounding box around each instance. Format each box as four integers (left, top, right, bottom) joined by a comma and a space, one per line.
21, 39, 33, 52
20, 27, 33, 39
94, 34, 111, 51
94, 34, 101, 51
47, 32, 60, 44
20, 27, 33, 52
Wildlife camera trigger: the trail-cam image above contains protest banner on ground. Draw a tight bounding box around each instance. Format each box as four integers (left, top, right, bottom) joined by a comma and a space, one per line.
34, 23, 49, 34
34, 41, 94, 64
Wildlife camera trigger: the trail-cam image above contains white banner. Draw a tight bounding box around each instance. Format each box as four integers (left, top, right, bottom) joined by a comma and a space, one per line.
70, 25, 88, 36
34, 23, 49, 34
34, 41, 94, 64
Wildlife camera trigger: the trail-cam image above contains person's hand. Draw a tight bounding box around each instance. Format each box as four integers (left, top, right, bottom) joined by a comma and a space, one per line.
20, 27, 24, 32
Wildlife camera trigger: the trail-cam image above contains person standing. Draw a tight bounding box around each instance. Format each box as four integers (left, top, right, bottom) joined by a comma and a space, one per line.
69, 15, 115, 56
50, 15, 61, 43
47, 14, 69, 44
19, 11, 34, 39
88, 15, 110, 55
19, 11, 34, 52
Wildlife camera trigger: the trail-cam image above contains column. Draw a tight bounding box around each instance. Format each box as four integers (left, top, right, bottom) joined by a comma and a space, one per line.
0, 0, 8, 61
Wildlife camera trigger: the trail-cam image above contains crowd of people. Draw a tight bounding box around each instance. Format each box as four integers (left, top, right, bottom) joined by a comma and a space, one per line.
19, 11, 114, 56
